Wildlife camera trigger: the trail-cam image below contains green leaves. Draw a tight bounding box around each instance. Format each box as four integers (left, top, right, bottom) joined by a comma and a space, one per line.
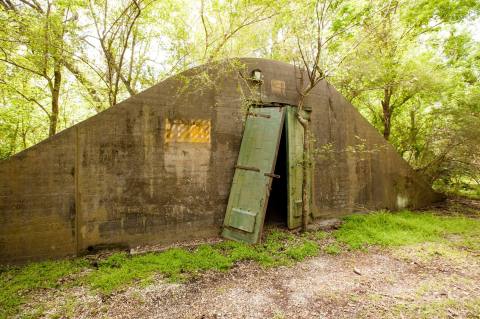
331, 0, 480, 191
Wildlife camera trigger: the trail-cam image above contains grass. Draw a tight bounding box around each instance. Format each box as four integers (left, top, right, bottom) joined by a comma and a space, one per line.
334, 210, 480, 249
85, 245, 233, 294
1, 210, 479, 318
0, 259, 87, 318
324, 243, 342, 255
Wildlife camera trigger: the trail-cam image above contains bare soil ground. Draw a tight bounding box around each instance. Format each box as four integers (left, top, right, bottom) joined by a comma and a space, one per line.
20, 199, 480, 319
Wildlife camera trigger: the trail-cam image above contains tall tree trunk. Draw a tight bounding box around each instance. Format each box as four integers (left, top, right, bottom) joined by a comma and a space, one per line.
301, 118, 311, 231
49, 63, 62, 136
297, 97, 312, 232
381, 86, 393, 140
408, 109, 417, 161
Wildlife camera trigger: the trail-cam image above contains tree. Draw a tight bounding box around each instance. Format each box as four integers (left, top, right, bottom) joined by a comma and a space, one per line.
333, 0, 480, 194
335, 0, 479, 140
87, 0, 146, 107
0, 0, 84, 136
416, 31, 480, 193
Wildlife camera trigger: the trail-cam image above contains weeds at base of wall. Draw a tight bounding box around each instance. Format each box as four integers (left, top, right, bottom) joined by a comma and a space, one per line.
1, 209, 479, 318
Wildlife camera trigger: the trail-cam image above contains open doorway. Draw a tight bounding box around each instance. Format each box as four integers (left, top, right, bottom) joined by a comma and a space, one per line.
222, 106, 304, 244
264, 125, 288, 227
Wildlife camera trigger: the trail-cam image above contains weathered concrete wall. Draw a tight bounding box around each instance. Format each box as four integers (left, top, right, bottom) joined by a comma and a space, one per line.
0, 129, 77, 263
0, 58, 441, 263
74, 70, 242, 253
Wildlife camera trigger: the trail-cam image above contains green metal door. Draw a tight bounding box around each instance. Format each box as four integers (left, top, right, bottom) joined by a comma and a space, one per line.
286, 106, 304, 229
222, 107, 285, 244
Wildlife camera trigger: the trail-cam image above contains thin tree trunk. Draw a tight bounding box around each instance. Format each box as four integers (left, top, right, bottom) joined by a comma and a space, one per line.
301, 119, 311, 231
408, 109, 416, 161
381, 86, 393, 140
49, 63, 62, 136
21, 131, 27, 149
297, 96, 311, 232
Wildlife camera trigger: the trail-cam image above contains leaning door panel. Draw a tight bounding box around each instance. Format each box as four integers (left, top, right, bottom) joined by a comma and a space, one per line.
222, 107, 285, 244
286, 106, 304, 229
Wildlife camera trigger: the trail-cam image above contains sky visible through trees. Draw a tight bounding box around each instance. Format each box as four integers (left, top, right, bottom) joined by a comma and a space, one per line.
0, 0, 479, 196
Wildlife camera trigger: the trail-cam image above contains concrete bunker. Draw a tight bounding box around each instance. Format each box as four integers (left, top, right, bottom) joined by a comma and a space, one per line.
0, 58, 442, 264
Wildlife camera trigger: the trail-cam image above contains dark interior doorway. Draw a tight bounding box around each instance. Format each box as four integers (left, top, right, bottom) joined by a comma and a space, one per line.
264, 125, 288, 227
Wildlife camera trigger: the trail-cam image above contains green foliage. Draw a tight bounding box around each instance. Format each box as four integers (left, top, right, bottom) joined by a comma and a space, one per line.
335, 211, 480, 249
435, 178, 480, 199
86, 246, 232, 293
333, 0, 480, 192
0, 258, 87, 318
402, 0, 480, 26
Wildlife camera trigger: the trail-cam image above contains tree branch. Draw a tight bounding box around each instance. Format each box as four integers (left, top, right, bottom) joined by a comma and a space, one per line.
200, 0, 209, 60
0, 0, 17, 11
207, 8, 277, 61
19, 0, 43, 13
0, 79, 50, 116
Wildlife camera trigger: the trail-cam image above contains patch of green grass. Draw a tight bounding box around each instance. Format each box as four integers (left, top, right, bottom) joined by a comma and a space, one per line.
48, 296, 77, 319
453, 233, 480, 251
310, 230, 328, 241
215, 240, 277, 265
20, 304, 46, 319
85, 245, 232, 294
285, 240, 319, 261
324, 243, 342, 255
334, 210, 480, 249
395, 241, 475, 267
0, 258, 87, 318
272, 311, 286, 319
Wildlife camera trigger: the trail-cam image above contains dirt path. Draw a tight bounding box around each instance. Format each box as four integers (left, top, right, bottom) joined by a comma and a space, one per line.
33, 242, 479, 319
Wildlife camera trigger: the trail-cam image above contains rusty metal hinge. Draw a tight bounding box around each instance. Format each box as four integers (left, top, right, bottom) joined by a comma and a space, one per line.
264, 173, 280, 179
235, 165, 260, 172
